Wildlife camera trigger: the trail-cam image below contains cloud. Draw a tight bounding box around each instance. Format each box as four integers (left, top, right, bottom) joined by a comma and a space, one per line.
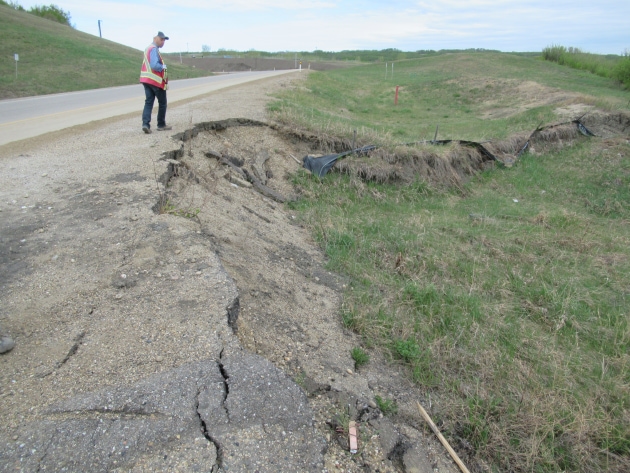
13, 0, 630, 54
154, 0, 337, 12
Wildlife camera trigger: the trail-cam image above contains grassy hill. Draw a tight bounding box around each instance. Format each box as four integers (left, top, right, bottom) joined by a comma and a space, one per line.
0, 4, 211, 99
270, 54, 630, 472
270, 51, 629, 144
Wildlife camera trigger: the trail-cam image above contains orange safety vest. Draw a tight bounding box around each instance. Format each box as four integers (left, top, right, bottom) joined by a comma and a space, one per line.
139, 45, 167, 89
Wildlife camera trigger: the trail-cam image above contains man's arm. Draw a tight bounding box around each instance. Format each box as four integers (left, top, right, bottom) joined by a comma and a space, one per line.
149, 48, 165, 72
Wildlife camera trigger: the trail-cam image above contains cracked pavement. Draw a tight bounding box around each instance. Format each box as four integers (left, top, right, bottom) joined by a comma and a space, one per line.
0, 75, 449, 473
0, 77, 328, 472
2, 352, 324, 472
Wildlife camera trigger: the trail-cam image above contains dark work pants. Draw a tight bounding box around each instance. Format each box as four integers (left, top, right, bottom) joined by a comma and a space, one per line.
142, 83, 167, 129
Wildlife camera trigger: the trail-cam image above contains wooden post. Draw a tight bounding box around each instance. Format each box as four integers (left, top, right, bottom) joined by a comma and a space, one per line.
417, 402, 471, 473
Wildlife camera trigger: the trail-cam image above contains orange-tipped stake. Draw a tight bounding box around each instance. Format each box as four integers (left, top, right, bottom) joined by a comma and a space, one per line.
348, 421, 358, 454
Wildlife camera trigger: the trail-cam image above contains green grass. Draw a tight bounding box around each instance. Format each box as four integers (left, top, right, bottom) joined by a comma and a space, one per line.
374, 395, 398, 416
271, 52, 629, 145
276, 54, 630, 471
350, 347, 370, 368
291, 140, 630, 472
0, 5, 211, 99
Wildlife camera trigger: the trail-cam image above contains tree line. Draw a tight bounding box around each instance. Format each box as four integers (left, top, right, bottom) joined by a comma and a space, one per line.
1, 1, 73, 27
543, 44, 630, 89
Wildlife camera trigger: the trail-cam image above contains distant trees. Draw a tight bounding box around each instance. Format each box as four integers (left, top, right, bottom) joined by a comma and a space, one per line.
543, 44, 630, 89
202, 45, 211, 53
29, 4, 72, 26
1, 1, 74, 27
0, 1, 24, 9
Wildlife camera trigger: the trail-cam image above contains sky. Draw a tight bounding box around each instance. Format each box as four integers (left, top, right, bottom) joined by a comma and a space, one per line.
13, 0, 630, 55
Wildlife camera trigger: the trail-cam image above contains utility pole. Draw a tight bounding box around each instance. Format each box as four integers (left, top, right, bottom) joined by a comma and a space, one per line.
14, 53, 18, 79
98, 20, 102, 38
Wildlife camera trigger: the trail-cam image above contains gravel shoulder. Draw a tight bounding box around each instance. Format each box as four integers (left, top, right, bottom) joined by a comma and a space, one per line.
0, 74, 459, 473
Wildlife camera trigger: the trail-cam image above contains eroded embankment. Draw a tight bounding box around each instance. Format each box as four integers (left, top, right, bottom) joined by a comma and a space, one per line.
154, 118, 462, 472
148, 111, 629, 473
161, 111, 630, 196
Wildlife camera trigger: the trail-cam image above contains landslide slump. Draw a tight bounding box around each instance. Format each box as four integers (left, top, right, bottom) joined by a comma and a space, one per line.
165, 111, 629, 192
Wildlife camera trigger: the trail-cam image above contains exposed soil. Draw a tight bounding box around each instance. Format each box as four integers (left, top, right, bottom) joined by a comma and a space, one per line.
1, 71, 628, 472
0, 74, 458, 473
156, 104, 629, 472
157, 118, 462, 472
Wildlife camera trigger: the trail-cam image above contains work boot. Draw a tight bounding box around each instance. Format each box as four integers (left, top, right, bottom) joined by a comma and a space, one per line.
0, 334, 15, 354
157, 125, 172, 131
142, 125, 152, 134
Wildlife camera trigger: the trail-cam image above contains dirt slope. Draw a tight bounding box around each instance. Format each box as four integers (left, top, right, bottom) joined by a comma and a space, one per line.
0, 74, 456, 472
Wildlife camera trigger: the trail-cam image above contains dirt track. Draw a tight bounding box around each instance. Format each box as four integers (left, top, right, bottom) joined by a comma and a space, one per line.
0, 73, 457, 472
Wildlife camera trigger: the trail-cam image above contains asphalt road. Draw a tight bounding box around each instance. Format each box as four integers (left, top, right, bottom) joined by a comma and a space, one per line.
0, 70, 297, 147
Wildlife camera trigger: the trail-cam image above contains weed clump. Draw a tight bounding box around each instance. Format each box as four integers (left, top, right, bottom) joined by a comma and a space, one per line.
350, 347, 369, 368
374, 395, 398, 416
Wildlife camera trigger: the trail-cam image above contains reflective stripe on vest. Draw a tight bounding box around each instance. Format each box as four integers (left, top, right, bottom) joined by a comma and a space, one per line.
139, 45, 165, 88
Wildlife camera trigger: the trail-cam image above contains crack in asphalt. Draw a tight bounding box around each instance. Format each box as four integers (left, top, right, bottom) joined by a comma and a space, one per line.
35, 427, 56, 473
227, 297, 240, 333
195, 385, 223, 472
218, 348, 230, 420
194, 353, 232, 472
49, 408, 163, 418
58, 331, 86, 368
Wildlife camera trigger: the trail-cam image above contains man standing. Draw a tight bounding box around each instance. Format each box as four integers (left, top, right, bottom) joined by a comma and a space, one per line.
140, 31, 172, 134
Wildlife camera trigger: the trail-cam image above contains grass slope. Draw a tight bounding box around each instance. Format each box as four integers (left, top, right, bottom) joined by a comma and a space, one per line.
0, 5, 211, 99
272, 53, 630, 472
271, 52, 628, 144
